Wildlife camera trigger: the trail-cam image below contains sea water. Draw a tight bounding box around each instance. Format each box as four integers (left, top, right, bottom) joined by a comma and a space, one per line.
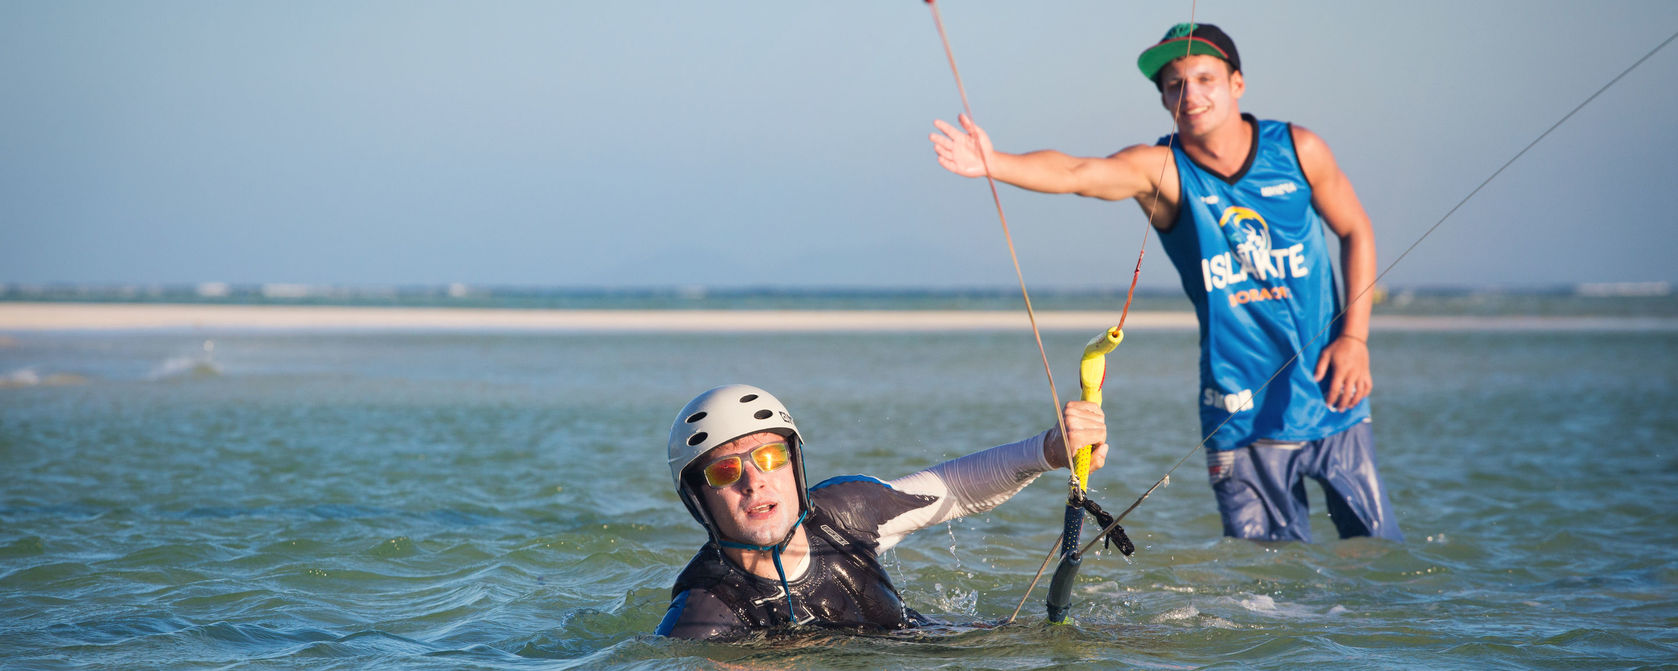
2, 311, 1676, 669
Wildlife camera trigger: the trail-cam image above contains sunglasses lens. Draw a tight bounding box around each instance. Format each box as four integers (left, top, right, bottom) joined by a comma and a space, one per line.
701, 442, 792, 488
753, 442, 790, 472
703, 457, 743, 488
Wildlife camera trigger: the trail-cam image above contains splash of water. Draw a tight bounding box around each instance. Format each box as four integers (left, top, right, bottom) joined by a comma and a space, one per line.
0, 367, 88, 388
148, 340, 221, 380
943, 521, 963, 574
2, 368, 41, 387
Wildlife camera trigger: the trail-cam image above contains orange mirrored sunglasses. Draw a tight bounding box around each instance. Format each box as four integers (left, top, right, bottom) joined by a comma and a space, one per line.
702, 441, 792, 488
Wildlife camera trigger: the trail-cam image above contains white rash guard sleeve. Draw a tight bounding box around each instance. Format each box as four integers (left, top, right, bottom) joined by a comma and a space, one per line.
872, 431, 1055, 553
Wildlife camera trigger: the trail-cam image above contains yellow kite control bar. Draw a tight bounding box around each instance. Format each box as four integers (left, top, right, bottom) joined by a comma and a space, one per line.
1046, 326, 1124, 625
1073, 326, 1124, 492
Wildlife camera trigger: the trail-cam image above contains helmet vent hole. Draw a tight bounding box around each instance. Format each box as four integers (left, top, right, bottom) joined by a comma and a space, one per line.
753, 409, 773, 420
739, 394, 759, 403
685, 411, 707, 423
687, 432, 707, 446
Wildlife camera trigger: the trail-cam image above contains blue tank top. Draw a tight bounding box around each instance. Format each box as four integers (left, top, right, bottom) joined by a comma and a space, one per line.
1156, 115, 1369, 449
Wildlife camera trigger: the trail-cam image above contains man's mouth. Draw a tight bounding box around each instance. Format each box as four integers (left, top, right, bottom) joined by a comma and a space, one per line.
744, 502, 777, 517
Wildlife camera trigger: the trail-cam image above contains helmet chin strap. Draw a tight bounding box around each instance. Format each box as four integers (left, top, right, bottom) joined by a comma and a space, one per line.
715, 509, 809, 624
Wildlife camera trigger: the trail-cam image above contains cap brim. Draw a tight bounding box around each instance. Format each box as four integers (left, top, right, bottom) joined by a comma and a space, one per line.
1138, 39, 1228, 80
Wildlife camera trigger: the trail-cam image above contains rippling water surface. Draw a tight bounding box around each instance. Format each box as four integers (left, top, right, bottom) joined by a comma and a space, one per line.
3, 326, 1675, 669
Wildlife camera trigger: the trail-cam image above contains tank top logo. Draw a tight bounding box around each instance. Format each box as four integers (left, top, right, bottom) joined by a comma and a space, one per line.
1217, 206, 1271, 276
1201, 206, 1310, 297
1203, 386, 1255, 413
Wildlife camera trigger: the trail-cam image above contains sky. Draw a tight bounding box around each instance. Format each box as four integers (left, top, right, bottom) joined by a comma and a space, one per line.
3, 1, 1676, 291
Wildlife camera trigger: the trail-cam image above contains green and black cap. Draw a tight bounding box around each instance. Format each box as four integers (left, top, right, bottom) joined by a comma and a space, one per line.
1137, 23, 1241, 83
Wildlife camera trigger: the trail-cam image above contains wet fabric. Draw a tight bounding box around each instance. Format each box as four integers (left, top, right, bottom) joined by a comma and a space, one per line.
1206, 421, 1403, 542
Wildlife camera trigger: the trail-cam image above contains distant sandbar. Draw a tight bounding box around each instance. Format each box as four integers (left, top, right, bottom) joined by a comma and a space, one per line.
1, 302, 1673, 333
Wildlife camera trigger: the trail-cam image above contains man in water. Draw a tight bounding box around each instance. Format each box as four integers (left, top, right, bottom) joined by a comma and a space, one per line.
929, 23, 1401, 543
657, 384, 1107, 639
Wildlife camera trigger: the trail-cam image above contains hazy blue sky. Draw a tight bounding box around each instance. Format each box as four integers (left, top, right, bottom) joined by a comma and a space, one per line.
3, 1, 1675, 290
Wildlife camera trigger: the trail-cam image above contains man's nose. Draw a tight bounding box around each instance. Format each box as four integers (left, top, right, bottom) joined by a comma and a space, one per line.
735, 460, 767, 490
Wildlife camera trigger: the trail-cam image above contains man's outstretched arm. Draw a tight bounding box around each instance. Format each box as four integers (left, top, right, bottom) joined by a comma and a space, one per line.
931, 114, 1168, 202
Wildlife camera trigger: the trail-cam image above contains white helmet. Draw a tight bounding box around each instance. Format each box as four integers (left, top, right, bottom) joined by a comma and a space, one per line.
667, 384, 810, 538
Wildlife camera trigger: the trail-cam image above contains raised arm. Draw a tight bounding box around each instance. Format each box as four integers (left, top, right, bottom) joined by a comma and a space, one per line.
931, 114, 1171, 203
1294, 124, 1377, 412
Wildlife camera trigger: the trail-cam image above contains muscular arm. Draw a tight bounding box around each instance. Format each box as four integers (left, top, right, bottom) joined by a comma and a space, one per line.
931, 114, 1175, 207
1294, 124, 1377, 411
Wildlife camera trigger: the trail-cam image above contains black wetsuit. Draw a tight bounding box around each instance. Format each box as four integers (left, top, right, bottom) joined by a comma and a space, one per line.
655, 478, 939, 639
656, 436, 1055, 640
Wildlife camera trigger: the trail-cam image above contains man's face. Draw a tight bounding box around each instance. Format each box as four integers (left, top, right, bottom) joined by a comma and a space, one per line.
696, 431, 801, 547
1157, 54, 1244, 137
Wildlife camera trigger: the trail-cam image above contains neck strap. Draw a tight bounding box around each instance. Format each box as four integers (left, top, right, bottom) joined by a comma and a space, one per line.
716, 510, 808, 623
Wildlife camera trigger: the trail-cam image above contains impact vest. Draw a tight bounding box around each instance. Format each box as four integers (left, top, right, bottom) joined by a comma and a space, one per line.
1157, 114, 1370, 449
659, 503, 929, 639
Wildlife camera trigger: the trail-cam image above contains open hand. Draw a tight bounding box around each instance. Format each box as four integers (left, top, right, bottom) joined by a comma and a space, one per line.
930, 113, 995, 178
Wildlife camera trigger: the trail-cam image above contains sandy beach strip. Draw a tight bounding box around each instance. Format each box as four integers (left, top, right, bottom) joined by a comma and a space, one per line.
1, 302, 1674, 333
0, 302, 1187, 333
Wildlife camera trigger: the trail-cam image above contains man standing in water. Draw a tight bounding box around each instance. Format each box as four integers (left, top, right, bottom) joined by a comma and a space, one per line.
930, 24, 1401, 543
657, 384, 1107, 639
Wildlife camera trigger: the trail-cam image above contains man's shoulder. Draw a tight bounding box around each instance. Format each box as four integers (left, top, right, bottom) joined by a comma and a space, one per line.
809, 475, 938, 541
808, 475, 893, 535
1267, 120, 1333, 158
657, 584, 749, 640
810, 474, 891, 495
1116, 143, 1177, 175
810, 474, 920, 510
670, 544, 733, 593
661, 547, 756, 640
